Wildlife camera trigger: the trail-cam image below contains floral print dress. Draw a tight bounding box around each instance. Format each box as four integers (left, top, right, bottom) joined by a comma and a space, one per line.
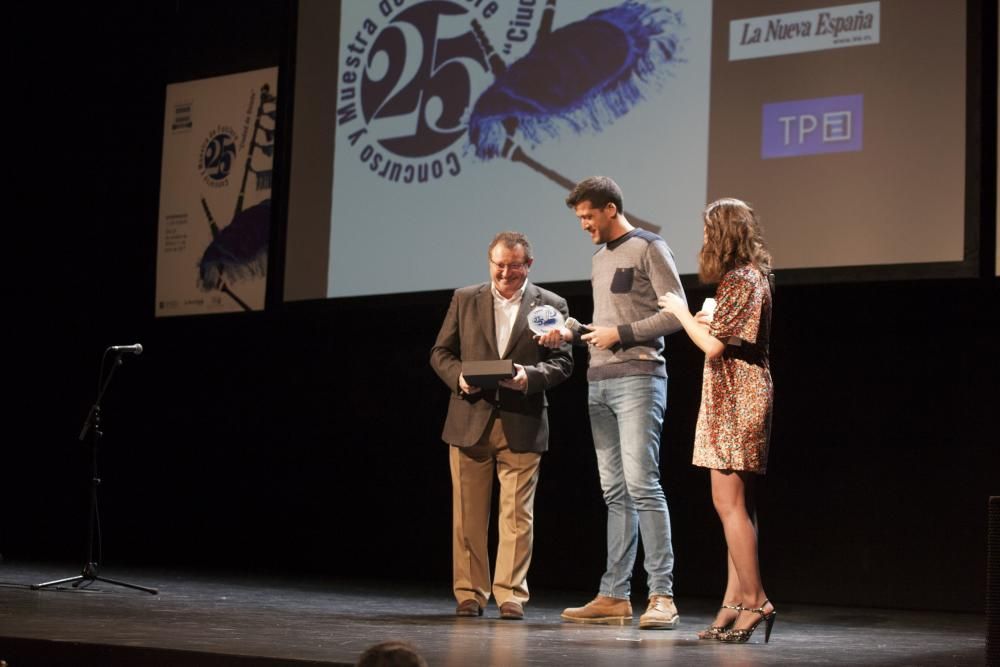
692, 265, 773, 474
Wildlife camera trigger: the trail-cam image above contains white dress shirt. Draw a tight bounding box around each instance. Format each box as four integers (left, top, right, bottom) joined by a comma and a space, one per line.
492, 281, 527, 358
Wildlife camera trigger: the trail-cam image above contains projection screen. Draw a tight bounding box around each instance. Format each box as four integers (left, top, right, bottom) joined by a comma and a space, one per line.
285, 0, 973, 301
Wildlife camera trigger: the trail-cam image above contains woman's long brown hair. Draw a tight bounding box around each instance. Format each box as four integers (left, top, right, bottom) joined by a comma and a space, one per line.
698, 198, 772, 284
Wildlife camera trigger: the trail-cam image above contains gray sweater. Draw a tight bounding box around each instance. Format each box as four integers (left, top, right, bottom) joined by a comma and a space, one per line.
582, 229, 687, 381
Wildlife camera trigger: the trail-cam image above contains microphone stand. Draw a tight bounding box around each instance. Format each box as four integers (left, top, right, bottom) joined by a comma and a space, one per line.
32, 348, 158, 594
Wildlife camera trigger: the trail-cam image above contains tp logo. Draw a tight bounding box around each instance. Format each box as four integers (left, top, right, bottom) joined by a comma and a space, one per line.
761, 94, 863, 159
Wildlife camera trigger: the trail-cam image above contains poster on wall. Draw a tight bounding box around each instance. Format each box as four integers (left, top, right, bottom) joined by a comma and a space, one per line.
155, 67, 278, 316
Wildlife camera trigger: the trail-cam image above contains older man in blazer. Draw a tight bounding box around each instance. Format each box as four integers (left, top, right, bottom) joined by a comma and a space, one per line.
431, 231, 573, 620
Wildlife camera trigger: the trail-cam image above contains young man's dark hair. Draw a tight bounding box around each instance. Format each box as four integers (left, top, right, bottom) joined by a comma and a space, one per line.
565, 176, 624, 215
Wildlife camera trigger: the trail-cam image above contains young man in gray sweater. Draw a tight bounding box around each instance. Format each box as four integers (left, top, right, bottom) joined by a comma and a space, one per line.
539, 176, 687, 629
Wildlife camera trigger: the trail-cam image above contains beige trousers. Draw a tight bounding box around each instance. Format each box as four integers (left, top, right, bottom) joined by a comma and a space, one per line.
450, 416, 541, 608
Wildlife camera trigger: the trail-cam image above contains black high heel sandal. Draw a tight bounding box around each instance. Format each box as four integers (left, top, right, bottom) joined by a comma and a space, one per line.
697, 602, 742, 640
718, 600, 776, 643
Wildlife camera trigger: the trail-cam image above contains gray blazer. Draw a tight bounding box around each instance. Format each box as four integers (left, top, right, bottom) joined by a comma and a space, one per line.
430, 282, 573, 453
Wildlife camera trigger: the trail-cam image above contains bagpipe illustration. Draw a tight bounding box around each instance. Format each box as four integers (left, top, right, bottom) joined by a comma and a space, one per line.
467, 0, 685, 233
198, 83, 277, 310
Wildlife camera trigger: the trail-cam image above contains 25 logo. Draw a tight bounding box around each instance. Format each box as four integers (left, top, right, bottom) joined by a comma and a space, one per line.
203, 133, 236, 181
361, 2, 489, 158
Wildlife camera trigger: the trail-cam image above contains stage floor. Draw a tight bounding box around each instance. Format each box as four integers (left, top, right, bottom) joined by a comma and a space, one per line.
0, 562, 985, 666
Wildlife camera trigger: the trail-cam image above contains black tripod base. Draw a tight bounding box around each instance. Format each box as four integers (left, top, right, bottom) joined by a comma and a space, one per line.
32, 564, 158, 595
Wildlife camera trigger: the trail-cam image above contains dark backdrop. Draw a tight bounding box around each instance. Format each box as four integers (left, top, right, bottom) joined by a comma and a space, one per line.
6, 1, 997, 613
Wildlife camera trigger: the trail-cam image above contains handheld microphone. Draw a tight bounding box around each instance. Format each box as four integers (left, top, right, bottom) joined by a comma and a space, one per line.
564, 317, 593, 335
109, 344, 143, 355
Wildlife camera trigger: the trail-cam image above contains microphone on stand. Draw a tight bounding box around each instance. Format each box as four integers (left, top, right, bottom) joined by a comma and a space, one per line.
108, 344, 143, 355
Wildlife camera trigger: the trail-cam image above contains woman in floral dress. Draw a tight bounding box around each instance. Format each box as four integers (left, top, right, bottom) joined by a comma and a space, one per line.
659, 198, 776, 644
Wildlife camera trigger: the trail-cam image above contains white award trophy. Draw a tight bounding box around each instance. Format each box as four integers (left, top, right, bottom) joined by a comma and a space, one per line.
527, 304, 565, 336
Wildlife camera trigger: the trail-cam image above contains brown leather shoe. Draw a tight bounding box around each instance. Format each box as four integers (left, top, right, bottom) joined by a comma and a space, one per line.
499, 601, 524, 620
638, 595, 679, 629
455, 599, 483, 617
561, 595, 632, 625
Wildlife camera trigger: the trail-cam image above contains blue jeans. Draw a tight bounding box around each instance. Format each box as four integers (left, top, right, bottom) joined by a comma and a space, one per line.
589, 375, 674, 598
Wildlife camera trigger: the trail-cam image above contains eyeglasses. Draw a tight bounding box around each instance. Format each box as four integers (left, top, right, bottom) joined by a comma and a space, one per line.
490, 259, 528, 272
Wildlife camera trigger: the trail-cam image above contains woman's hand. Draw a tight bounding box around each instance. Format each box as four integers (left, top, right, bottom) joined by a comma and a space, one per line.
660, 296, 725, 359
658, 292, 688, 316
